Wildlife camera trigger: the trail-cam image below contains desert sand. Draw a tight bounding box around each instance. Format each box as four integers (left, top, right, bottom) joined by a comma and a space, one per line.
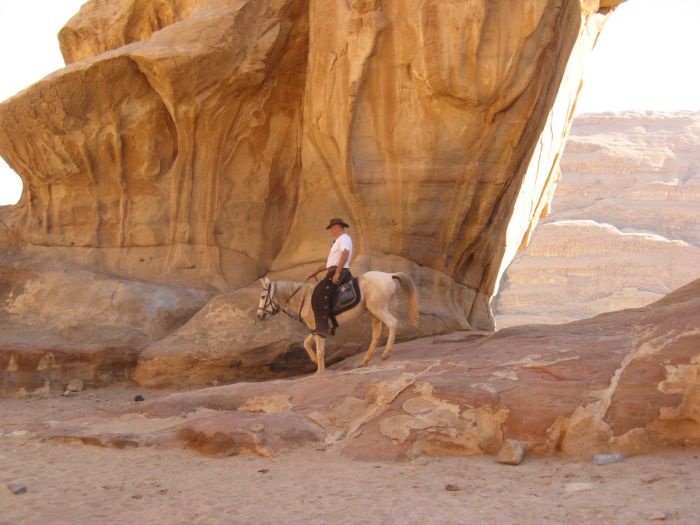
2, 386, 699, 525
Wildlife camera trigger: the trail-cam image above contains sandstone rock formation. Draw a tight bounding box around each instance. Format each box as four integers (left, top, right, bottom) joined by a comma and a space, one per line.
35, 278, 700, 461
0, 251, 206, 396
0, 0, 625, 387
495, 111, 700, 327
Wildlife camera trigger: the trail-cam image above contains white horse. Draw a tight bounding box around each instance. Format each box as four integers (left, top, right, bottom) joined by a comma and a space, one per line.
256, 271, 419, 373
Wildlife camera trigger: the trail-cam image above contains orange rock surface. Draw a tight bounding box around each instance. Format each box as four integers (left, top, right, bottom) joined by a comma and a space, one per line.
37, 278, 700, 460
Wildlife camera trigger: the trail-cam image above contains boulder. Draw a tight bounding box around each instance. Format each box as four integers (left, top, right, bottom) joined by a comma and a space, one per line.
0, 252, 206, 396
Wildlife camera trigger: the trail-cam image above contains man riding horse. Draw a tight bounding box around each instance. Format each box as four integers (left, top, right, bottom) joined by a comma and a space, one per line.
308, 218, 353, 337
257, 218, 419, 373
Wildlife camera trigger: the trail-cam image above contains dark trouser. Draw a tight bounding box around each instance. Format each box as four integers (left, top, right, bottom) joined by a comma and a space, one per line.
311, 267, 350, 337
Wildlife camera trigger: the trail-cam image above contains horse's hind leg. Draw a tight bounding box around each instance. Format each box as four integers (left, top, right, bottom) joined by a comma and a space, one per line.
360, 316, 383, 367
378, 310, 398, 360
314, 335, 326, 373
303, 334, 317, 364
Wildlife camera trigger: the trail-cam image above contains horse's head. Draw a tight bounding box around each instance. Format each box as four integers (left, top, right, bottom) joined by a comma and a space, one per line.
257, 277, 278, 320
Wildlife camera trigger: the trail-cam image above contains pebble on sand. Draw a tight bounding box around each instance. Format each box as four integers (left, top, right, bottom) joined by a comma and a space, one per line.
496, 439, 525, 465
66, 378, 84, 393
7, 483, 27, 495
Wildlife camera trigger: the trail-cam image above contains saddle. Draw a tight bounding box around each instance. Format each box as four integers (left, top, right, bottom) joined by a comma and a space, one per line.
331, 277, 361, 318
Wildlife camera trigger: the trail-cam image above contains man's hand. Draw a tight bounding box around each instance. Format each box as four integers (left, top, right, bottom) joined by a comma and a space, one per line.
332, 272, 340, 285
308, 265, 325, 280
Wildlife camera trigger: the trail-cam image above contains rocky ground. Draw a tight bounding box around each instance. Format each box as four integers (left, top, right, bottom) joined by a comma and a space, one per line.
1, 278, 699, 523
2, 386, 699, 524
3, 278, 696, 462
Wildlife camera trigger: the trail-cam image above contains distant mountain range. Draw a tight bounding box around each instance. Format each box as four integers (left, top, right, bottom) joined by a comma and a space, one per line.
495, 111, 700, 328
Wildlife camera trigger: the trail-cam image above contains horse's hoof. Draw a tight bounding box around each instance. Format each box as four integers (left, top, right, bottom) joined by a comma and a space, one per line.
381, 353, 391, 361
359, 361, 368, 368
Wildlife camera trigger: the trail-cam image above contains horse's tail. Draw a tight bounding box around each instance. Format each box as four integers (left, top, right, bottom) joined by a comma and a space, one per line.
391, 272, 419, 327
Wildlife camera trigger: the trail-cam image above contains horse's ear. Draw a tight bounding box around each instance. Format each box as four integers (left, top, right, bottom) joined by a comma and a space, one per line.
261, 276, 270, 287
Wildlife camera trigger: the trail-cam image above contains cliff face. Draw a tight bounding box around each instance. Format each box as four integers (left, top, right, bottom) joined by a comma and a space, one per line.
0, 0, 623, 335
496, 112, 700, 327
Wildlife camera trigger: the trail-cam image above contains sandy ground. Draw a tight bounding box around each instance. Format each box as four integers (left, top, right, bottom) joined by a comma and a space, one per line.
2, 386, 699, 525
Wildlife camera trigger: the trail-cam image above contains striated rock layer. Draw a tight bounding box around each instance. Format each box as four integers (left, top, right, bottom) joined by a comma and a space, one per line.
496, 111, 700, 327
35, 279, 700, 461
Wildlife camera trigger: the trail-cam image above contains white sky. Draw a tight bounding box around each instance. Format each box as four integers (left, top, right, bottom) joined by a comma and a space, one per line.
1, 0, 699, 205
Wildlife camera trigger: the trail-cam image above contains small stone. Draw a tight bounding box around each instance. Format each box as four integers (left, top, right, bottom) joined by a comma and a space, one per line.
250, 423, 264, 432
647, 511, 668, 521
641, 476, 663, 485
444, 483, 460, 492
496, 439, 525, 465
593, 453, 625, 465
31, 382, 51, 398
564, 482, 595, 494
134, 395, 145, 402
66, 378, 84, 392
7, 483, 27, 495
257, 469, 269, 474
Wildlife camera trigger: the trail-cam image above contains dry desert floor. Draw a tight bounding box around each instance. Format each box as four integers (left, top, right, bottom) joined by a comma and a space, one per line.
2, 385, 699, 525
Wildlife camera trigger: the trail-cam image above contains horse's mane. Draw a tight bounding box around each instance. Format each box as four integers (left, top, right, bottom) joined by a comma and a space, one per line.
273, 280, 315, 300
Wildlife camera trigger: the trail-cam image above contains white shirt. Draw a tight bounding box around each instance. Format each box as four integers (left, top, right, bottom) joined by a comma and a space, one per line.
326, 233, 352, 269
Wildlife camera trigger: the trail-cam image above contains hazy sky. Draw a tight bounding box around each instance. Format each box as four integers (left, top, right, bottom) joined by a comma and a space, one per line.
0, 0, 699, 205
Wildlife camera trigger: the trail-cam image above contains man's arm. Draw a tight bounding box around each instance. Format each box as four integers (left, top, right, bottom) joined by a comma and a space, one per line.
332, 250, 350, 284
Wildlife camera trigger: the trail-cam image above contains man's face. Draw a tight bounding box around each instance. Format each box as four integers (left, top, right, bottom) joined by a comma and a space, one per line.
329, 224, 343, 237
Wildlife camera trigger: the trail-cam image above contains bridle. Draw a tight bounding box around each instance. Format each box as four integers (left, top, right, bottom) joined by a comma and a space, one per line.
259, 278, 314, 323
260, 282, 281, 317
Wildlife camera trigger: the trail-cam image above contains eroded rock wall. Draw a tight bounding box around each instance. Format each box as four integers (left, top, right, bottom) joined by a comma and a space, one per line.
1, 0, 308, 291
0, 0, 623, 335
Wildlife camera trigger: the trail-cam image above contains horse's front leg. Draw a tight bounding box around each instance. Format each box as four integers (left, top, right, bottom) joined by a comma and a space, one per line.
314, 335, 326, 373
303, 334, 317, 364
